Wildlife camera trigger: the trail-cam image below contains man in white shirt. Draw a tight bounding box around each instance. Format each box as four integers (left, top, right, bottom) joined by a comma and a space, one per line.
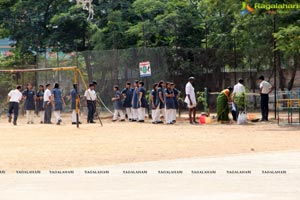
43, 83, 53, 124
258, 75, 273, 121
7, 85, 23, 125
232, 78, 246, 120
185, 77, 197, 124
84, 83, 97, 123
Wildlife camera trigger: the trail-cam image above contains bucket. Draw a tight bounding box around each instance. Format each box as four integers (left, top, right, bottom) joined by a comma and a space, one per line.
248, 113, 256, 120
205, 116, 212, 124
199, 115, 206, 124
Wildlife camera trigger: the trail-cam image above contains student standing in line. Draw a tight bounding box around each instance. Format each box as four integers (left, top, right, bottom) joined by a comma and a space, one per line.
171, 83, 180, 123
52, 83, 66, 125
36, 85, 45, 124
84, 83, 97, 123
185, 77, 197, 124
71, 84, 81, 125
258, 75, 273, 121
150, 83, 159, 124
157, 80, 165, 123
44, 83, 53, 124
131, 80, 139, 122
138, 81, 147, 122
121, 82, 133, 121
22, 83, 36, 124
112, 85, 125, 122
164, 82, 175, 124
7, 85, 23, 125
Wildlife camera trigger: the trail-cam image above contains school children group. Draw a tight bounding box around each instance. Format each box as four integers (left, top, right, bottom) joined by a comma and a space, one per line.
6, 78, 196, 125
7, 83, 66, 126
112, 80, 181, 124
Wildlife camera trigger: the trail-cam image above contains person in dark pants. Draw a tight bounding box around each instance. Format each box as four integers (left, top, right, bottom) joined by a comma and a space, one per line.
258, 76, 273, 121
84, 83, 97, 123
43, 83, 53, 124
7, 85, 23, 125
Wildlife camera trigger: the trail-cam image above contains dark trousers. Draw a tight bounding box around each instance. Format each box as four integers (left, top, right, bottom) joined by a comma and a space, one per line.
8, 102, 19, 122
87, 100, 96, 122
44, 101, 52, 123
260, 94, 269, 120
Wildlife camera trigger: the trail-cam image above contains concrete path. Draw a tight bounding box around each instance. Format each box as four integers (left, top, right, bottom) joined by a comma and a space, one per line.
0, 151, 299, 200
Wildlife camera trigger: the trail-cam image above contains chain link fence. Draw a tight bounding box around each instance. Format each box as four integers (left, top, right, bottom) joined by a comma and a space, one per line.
1, 47, 300, 116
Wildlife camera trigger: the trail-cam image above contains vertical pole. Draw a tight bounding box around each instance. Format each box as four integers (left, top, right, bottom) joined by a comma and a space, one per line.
57, 51, 60, 82
35, 42, 39, 90
233, 33, 237, 83
273, 14, 277, 119
74, 69, 79, 128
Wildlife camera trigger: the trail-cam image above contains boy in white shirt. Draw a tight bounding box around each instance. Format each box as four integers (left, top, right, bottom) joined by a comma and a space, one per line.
84, 83, 97, 123
43, 83, 53, 124
7, 85, 23, 125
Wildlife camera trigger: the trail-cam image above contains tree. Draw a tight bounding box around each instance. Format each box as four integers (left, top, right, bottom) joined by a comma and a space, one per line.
275, 24, 300, 90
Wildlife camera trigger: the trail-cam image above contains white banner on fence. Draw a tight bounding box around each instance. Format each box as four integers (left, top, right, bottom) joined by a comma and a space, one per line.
139, 61, 151, 78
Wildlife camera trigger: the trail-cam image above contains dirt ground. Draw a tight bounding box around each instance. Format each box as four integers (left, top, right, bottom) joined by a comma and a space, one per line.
0, 113, 299, 173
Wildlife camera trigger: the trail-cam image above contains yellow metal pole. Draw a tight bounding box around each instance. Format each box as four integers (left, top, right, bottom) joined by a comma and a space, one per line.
74, 69, 80, 128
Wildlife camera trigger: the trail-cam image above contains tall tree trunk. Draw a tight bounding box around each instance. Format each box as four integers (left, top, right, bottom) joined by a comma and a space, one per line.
287, 54, 299, 91
277, 51, 286, 91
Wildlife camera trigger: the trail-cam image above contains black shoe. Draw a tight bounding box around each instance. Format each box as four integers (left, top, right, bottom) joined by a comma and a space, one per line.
57, 119, 62, 125
72, 122, 76, 125
172, 120, 176, 123
13, 121, 17, 126
157, 121, 163, 124
40, 121, 44, 124
8, 116, 12, 123
120, 119, 125, 122
112, 120, 117, 122
131, 119, 137, 122
138, 120, 145, 122
152, 121, 158, 124
90, 121, 96, 124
